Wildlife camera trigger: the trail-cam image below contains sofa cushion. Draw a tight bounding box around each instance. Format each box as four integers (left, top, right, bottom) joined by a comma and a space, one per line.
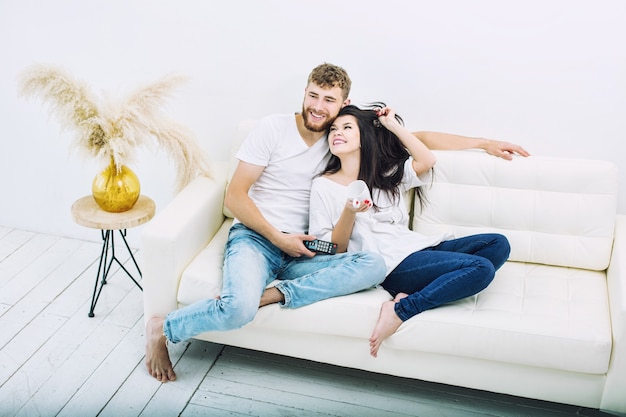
178, 220, 611, 375
413, 151, 618, 271
178, 219, 233, 301
387, 261, 611, 374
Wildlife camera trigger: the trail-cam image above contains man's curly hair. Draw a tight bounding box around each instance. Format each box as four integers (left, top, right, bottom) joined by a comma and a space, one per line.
307, 63, 351, 100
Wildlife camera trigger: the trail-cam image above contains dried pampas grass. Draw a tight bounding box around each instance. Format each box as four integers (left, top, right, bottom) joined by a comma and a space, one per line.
18, 63, 211, 192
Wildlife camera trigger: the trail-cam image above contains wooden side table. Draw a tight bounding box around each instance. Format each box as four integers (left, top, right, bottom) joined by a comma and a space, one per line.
71, 195, 156, 317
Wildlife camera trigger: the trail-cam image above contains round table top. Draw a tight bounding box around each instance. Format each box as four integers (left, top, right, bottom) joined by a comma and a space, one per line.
71, 195, 156, 230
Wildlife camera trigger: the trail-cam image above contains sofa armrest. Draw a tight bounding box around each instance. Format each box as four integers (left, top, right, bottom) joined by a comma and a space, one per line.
142, 163, 228, 320
601, 214, 626, 413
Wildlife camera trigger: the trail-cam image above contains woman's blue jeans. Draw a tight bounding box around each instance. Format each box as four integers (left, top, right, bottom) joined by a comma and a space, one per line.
383, 233, 510, 321
164, 223, 386, 343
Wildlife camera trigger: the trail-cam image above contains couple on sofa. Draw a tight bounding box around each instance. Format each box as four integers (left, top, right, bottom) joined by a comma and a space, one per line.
145, 63, 529, 382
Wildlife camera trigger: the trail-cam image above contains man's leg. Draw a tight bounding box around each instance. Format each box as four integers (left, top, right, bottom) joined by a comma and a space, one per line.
259, 287, 284, 307
145, 223, 281, 381
273, 251, 386, 308
145, 316, 176, 382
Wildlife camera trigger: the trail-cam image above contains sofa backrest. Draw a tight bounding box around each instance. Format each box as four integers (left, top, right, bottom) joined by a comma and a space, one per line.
412, 150, 618, 271
223, 120, 258, 219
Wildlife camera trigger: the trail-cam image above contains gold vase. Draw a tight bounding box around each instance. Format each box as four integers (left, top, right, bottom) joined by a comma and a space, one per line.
92, 158, 141, 213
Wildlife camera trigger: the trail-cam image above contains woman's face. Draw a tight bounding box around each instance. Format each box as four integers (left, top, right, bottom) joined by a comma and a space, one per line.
328, 115, 361, 156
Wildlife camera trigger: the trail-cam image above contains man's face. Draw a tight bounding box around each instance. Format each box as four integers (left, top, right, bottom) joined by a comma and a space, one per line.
301, 83, 348, 133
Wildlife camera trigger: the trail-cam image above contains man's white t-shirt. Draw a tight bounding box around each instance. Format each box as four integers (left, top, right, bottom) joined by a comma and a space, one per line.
309, 159, 454, 275
235, 113, 330, 234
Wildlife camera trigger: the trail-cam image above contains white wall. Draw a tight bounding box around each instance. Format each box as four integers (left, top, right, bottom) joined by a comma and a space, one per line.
1, 0, 625, 248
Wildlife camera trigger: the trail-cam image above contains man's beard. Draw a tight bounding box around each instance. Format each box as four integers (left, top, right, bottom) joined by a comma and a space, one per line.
302, 107, 333, 133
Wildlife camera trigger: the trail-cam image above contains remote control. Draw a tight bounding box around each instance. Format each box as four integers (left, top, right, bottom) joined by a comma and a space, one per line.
304, 239, 338, 255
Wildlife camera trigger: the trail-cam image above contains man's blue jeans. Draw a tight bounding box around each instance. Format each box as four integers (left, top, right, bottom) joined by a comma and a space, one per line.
382, 233, 510, 321
164, 223, 386, 343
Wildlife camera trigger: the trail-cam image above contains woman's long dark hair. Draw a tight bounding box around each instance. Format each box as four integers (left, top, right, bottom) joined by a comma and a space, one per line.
321, 102, 429, 210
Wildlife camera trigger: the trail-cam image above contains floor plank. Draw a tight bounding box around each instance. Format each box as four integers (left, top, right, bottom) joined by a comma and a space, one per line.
0, 229, 36, 263
56, 318, 146, 417
98, 340, 193, 417
0, 226, 12, 240
0, 233, 58, 285
197, 350, 422, 416
139, 340, 223, 417
0, 237, 85, 306
15, 321, 129, 417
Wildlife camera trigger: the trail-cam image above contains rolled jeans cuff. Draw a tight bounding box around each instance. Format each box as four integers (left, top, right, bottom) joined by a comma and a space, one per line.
274, 283, 290, 307
163, 312, 180, 344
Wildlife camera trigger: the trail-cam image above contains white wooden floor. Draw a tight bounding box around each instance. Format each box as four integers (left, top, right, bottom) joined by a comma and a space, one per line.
0, 225, 618, 417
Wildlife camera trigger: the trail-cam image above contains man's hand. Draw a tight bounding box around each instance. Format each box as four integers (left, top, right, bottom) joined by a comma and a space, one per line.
273, 233, 317, 258
482, 140, 530, 160
412, 131, 531, 161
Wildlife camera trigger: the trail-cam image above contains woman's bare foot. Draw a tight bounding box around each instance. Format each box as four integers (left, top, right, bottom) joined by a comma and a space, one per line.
394, 292, 409, 302
369, 300, 404, 358
145, 317, 176, 382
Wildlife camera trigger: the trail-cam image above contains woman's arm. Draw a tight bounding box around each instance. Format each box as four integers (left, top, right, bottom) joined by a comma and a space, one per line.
331, 200, 370, 253
413, 131, 530, 160
378, 108, 437, 175
309, 179, 370, 253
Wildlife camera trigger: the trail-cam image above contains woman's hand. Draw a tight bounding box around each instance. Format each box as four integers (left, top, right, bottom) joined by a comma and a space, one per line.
345, 197, 372, 213
331, 198, 371, 253
375, 105, 437, 175
375, 106, 401, 130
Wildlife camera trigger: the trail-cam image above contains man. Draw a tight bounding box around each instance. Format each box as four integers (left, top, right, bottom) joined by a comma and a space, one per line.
145, 63, 529, 382
146, 63, 387, 383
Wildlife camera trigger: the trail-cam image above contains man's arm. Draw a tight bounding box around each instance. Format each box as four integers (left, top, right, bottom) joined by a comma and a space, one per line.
413, 131, 530, 161
224, 161, 315, 258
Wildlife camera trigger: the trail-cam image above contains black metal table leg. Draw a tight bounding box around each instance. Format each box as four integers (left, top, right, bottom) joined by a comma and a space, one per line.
88, 229, 143, 317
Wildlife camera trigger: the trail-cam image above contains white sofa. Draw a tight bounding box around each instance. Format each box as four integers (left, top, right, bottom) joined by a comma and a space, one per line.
142, 148, 625, 415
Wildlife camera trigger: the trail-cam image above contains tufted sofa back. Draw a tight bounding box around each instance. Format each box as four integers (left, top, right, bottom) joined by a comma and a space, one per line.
413, 150, 618, 271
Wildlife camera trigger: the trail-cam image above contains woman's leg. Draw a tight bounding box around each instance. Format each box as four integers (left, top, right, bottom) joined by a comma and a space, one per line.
434, 233, 510, 270
369, 293, 408, 358
383, 249, 496, 320
370, 238, 504, 357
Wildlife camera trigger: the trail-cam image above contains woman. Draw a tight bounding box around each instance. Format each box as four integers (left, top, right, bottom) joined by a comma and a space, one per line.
308, 103, 511, 357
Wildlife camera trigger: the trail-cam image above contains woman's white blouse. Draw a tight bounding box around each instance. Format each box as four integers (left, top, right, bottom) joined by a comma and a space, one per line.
309, 159, 453, 275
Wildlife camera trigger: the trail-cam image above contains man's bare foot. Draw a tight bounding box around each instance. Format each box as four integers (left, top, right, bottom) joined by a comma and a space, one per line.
369, 300, 404, 358
145, 317, 176, 382
259, 287, 284, 307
